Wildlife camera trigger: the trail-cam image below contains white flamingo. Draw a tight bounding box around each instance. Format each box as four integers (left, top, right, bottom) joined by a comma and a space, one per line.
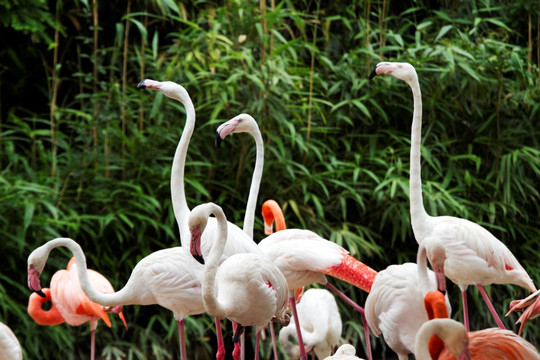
364, 262, 451, 360
27, 237, 205, 360
414, 318, 470, 359
370, 62, 536, 331
279, 288, 342, 359
216, 111, 379, 360
187, 202, 290, 360
323, 344, 364, 360
0, 322, 22, 360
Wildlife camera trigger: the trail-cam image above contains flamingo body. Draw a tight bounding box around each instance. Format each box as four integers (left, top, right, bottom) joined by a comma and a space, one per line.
0, 322, 22, 360
323, 344, 364, 359
279, 288, 342, 359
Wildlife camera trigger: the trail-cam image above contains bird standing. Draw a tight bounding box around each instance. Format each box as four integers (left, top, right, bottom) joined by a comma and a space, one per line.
279, 288, 342, 359
27, 237, 205, 360
369, 61, 536, 331
188, 202, 290, 360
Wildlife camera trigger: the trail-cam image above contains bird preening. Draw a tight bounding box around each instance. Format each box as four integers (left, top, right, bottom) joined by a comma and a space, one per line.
21, 65, 540, 360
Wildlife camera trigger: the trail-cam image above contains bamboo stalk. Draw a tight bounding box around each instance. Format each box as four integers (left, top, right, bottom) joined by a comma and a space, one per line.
139, 12, 148, 132
121, 0, 132, 180
92, 0, 99, 169
50, 0, 61, 178
260, 0, 267, 62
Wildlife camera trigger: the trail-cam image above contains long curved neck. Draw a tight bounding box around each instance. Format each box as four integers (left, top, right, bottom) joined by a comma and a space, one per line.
202, 206, 229, 319
28, 290, 65, 325
169, 87, 196, 236
408, 77, 430, 240
416, 242, 432, 294
242, 125, 264, 239
36, 238, 133, 307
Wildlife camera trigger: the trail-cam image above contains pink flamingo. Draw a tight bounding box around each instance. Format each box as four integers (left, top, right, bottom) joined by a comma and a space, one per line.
0, 322, 22, 360
421, 290, 540, 359
28, 288, 65, 326
370, 61, 536, 331
216, 114, 378, 360
506, 289, 540, 335
27, 237, 205, 360
29, 256, 127, 360
188, 202, 290, 360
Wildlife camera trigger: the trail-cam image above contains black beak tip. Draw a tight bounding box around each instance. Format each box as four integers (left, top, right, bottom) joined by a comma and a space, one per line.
368, 68, 378, 80
215, 132, 223, 149
36, 289, 46, 298
194, 254, 205, 265
137, 80, 147, 90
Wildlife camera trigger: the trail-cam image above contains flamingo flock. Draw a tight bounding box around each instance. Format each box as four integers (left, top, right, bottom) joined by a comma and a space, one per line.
17, 62, 539, 360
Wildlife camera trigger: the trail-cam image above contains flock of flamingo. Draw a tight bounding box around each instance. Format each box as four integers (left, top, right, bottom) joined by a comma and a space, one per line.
0, 62, 538, 360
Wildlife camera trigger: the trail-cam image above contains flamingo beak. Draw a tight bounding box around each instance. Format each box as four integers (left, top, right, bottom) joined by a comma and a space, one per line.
215, 131, 223, 148
136, 80, 147, 90
190, 226, 205, 264
28, 265, 46, 298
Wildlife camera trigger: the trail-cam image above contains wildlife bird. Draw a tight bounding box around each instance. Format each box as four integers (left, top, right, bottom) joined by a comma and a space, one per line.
27, 237, 205, 360
364, 263, 451, 360
414, 319, 471, 360
216, 110, 378, 360
261, 199, 287, 234
507, 289, 540, 335
419, 295, 540, 360
279, 288, 342, 359
28, 256, 127, 360
369, 61, 536, 331
28, 287, 65, 326
188, 202, 290, 360
323, 344, 364, 360
0, 322, 22, 360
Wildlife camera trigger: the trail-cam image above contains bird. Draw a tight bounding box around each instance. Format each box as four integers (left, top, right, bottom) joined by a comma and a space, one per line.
279, 288, 342, 359
369, 61, 536, 331
421, 292, 540, 360
27, 237, 205, 360
187, 202, 290, 360
323, 344, 364, 360
0, 322, 22, 360
28, 287, 65, 326
28, 256, 127, 360
364, 262, 451, 360
138, 80, 264, 360
215, 109, 378, 360
261, 199, 287, 234
414, 318, 471, 360
506, 289, 540, 335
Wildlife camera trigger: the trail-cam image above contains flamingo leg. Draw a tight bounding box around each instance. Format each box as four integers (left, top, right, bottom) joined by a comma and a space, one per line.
462, 290, 470, 331
177, 319, 187, 360
289, 293, 308, 360
269, 322, 279, 360
476, 284, 506, 330
90, 329, 96, 360
254, 331, 261, 360
325, 282, 372, 360
232, 322, 242, 360
215, 318, 225, 360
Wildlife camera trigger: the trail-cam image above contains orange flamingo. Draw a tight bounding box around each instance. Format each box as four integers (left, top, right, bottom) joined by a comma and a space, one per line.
422, 290, 540, 359
28, 288, 65, 326
38, 257, 127, 360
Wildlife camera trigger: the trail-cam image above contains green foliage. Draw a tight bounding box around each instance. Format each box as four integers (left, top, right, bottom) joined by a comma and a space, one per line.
1, 0, 539, 359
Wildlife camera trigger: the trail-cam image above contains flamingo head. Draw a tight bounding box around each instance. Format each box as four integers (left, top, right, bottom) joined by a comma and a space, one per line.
426, 241, 447, 293
215, 113, 256, 148
27, 264, 45, 298
137, 79, 189, 104
440, 321, 470, 360
188, 206, 211, 264
27, 246, 51, 298
369, 62, 418, 83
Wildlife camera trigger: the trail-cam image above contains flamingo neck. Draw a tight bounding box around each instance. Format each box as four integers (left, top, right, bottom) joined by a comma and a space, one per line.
416, 242, 433, 294
262, 200, 287, 234
408, 76, 430, 241
424, 291, 449, 360
322, 255, 378, 293
169, 87, 196, 239
28, 290, 65, 326
242, 125, 264, 239
202, 205, 230, 319
33, 238, 132, 307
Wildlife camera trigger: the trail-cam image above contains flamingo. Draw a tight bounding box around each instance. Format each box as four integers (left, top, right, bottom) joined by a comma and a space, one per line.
414, 319, 471, 360
364, 262, 451, 360
261, 199, 287, 234
28, 256, 127, 360
188, 202, 290, 360
28, 288, 65, 326
215, 111, 378, 360
369, 61, 536, 331
279, 288, 342, 359
423, 290, 540, 359
27, 237, 205, 360
0, 322, 22, 360
323, 344, 364, 360
506, 289, 540, 335
138, 80, 264, 360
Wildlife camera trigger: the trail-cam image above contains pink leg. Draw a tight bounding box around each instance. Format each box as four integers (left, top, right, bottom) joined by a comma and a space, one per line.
462, 290, 470, 331
215, 318, 225, 360
269, 322, 279, 360
90, 329, 95, 360
177, 319, 187, 360
232, 322, 241, 360
476, 284, 506, 329
254, 331, 261, 360
240, 331, 245, 360
289, 294, 308, 360
325, 282, 372, 360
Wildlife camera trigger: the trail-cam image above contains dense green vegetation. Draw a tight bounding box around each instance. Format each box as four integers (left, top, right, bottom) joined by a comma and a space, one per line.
1, 0, 539, 359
